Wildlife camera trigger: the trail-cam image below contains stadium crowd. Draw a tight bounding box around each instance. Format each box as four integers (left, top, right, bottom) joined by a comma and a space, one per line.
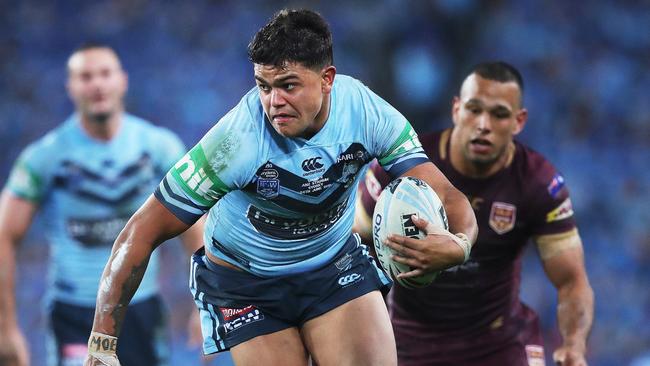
1, 1, 648, 365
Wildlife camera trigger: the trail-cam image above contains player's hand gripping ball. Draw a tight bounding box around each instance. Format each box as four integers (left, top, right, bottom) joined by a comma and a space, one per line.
372, 176, 448, 288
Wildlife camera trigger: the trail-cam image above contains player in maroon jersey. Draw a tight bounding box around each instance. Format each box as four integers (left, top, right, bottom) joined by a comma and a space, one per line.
355, 62, 594, 366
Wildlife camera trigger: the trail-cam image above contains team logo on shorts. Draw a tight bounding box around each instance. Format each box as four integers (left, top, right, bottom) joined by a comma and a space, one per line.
334, 253, 353, 272
337, 273, 362, 287
525, 344, 545, 366
219, 305, 265, 334
489, 202, 517, 234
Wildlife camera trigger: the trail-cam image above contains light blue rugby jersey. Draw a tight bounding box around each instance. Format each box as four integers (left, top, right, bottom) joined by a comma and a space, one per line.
156, 75, 428, 277
6, 114, 185, 306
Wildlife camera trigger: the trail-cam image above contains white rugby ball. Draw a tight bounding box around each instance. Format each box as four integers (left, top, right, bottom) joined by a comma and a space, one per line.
372, 176, 448, 288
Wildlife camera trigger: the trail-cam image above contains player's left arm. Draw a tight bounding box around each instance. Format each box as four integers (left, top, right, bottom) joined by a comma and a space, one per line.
536, 230, 594, 366
386, 162, 478, 275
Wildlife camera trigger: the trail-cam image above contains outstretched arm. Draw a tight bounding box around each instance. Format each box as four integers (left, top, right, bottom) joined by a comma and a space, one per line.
85, 195, 191, 365
538, 231, 594, 366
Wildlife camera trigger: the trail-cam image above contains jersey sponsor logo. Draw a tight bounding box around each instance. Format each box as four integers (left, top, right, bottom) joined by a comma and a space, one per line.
66, 216, 130, 246
546, 197, 574, 223
337, 151, 365, 163
547, 173, 565, 198
301, 157, 325, 175
489, 202, 517, 234
337, 273, 361, 286
259, 168, 279, 179
525, 345, 545, 366
219, 305, 264, 334
247, 198, 348, 239
257, 178, 280, 199
174, 154, 215, 201
171, 145, 225, 205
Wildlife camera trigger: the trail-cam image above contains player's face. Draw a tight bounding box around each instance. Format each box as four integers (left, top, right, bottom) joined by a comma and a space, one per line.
254, 62, 335, 139
67, 48, 127, 122
452, 74, 527, 166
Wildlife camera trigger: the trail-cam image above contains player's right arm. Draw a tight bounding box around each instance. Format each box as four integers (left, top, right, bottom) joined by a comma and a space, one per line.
86, 101, 253, 365
85, 195, 193, 366
0, 191, 37, 366
0, 143, 54, 366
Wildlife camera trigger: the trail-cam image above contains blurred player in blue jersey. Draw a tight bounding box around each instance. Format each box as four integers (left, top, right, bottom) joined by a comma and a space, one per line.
83, 9, 477, 366
355, 62, 594, 366
0, 43, 203, 366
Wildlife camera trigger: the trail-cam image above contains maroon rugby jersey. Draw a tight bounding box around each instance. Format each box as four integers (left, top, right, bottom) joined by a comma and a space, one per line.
360, 129, 577, 363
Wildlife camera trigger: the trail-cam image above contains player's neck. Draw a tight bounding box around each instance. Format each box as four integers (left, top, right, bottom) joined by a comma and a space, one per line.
79, 110, 123, 141
450, 141, 515, 179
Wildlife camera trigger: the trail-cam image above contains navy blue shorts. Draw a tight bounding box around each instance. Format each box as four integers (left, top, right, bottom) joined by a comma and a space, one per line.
47, 295, 168, 366
190, 235, 392, 354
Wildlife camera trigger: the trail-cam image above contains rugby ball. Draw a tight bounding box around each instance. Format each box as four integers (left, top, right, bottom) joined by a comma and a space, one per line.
372, 176, 448, 288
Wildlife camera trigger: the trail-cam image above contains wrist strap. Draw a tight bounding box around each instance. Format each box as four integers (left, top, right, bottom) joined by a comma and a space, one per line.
88, 332, 120, 365
88, 331, 118, 356
452, 233, 472, 263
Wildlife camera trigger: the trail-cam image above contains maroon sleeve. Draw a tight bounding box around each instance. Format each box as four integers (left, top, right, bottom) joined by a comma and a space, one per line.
359, 159, 392, 217
526, 157, 577, 237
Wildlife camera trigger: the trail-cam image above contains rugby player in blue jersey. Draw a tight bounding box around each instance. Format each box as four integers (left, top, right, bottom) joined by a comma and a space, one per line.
83, 10, 478, 366
0, 43, 203, 366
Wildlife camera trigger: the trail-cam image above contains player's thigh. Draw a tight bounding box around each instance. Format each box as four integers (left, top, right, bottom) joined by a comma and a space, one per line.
301, 291, 396, 366
230, 327, 309, 366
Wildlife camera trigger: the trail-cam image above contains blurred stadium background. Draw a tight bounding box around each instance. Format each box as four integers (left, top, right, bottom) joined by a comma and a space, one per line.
1, 1, 648, 365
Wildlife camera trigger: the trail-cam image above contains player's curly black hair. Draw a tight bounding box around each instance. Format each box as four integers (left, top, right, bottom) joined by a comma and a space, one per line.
247, 9, 333, 70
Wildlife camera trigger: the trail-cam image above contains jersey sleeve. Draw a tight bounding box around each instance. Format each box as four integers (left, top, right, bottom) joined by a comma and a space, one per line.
360, 85, 429, 178
4, 142, 53, 203
154, 103, 259, 225
529, 168, 577, 237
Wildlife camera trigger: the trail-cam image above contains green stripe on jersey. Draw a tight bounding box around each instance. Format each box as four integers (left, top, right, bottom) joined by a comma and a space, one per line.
378, 124, 422, 165
170, 144, 230, 206
7, 161, 44, 202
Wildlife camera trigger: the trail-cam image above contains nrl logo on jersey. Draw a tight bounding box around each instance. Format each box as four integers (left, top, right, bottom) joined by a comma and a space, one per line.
489, 202, 516, 234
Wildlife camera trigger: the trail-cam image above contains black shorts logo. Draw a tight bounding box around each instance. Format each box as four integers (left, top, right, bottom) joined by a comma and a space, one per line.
219, 305, 264, 334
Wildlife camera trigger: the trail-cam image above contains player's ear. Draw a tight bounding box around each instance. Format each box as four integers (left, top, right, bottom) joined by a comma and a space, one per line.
451, 96, 461, 126
321, 65, 336, 94
512, 108, 528, 135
